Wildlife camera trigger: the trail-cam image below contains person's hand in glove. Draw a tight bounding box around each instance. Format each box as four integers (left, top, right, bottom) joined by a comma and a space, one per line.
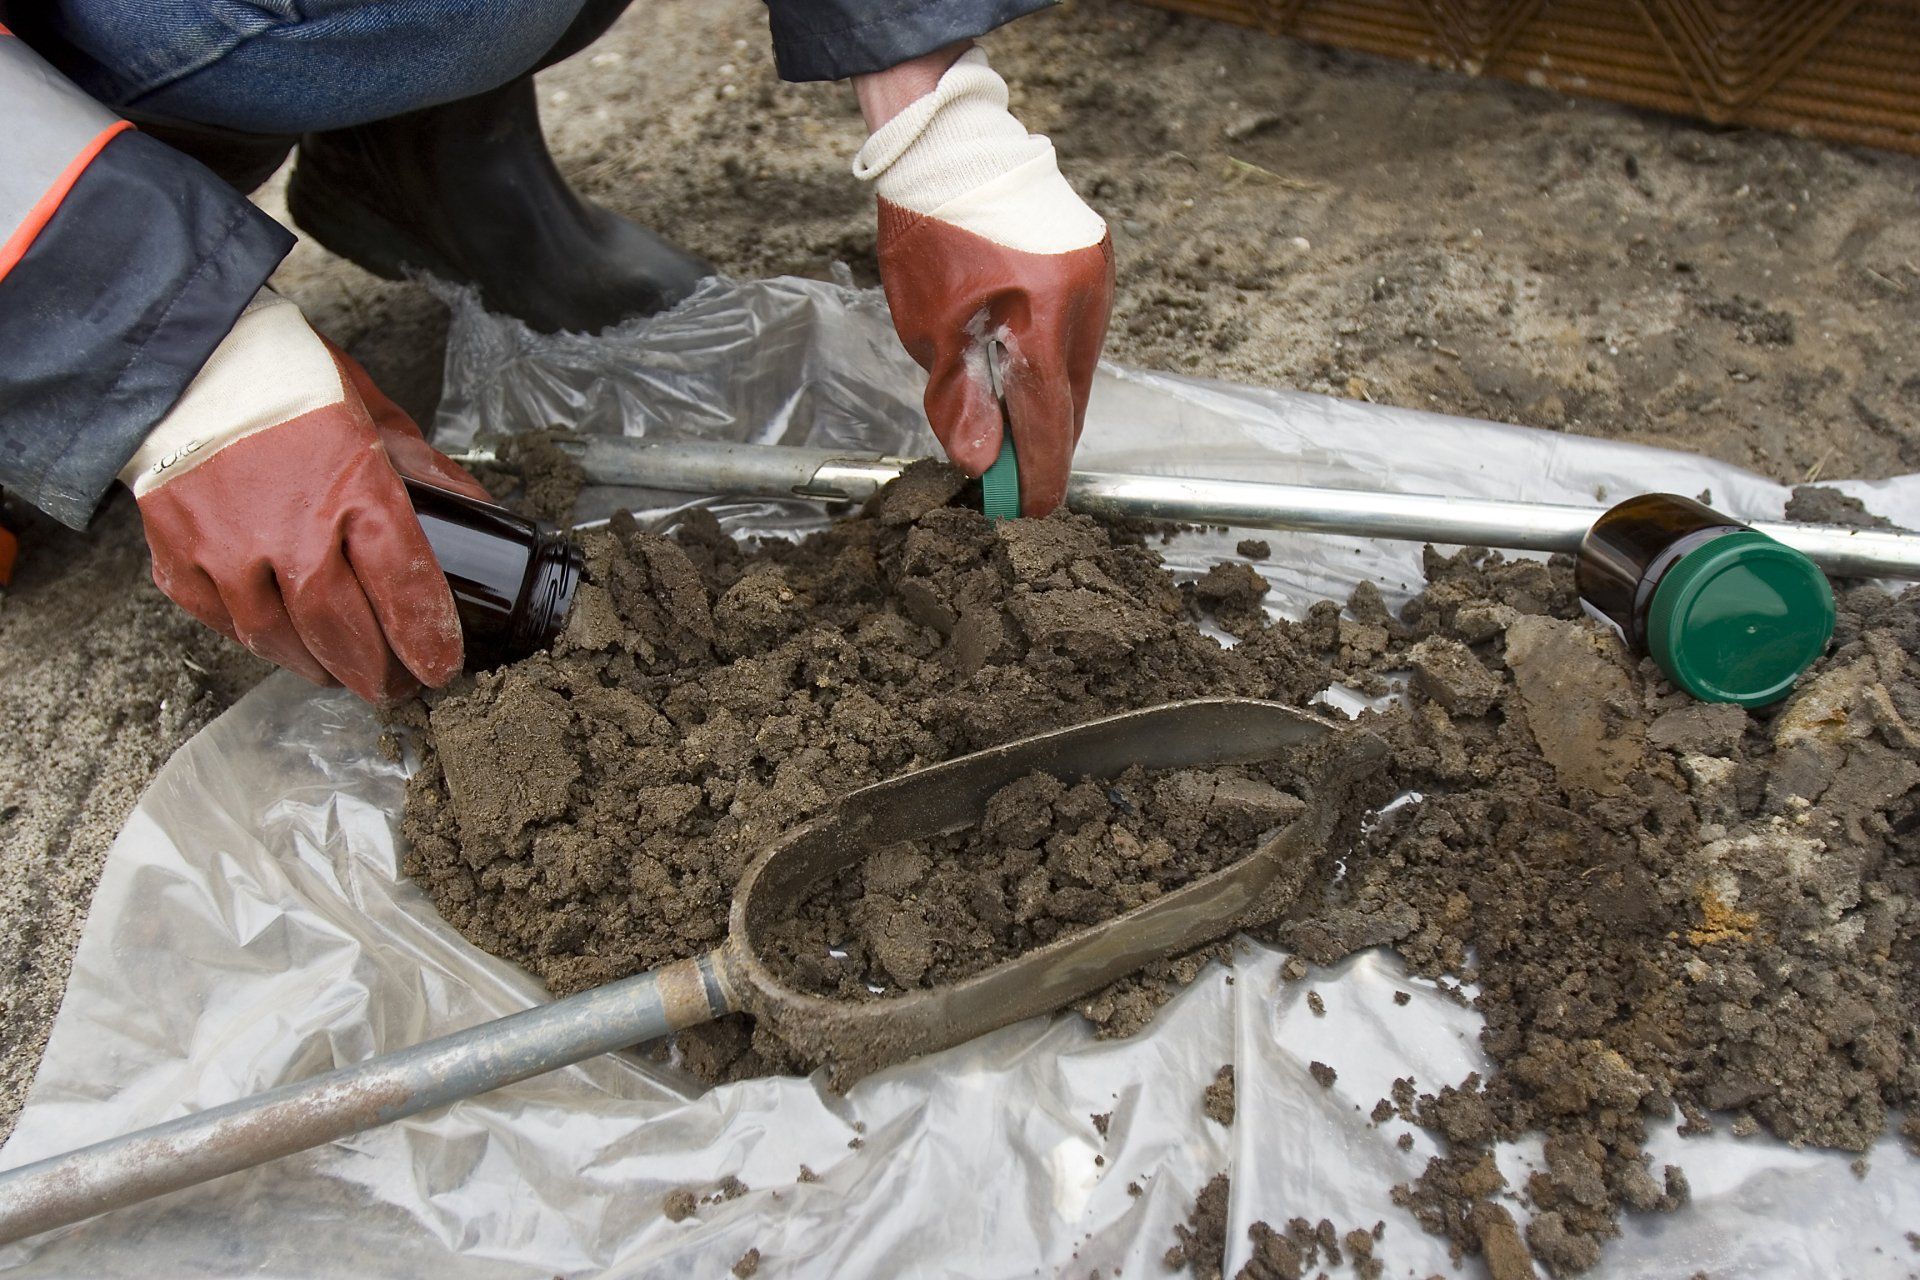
854, 44, 1114, 517
119, 289, 493, 704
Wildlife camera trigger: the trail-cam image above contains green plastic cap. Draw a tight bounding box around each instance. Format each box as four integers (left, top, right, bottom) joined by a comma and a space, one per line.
981, 434, 1020, 521
1646, 530, 1835, 707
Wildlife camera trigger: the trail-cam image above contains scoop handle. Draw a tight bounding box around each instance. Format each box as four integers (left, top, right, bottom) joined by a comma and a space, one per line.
0, 953, 733, 1245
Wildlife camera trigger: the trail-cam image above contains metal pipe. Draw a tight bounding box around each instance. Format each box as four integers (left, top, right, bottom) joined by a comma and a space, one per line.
1062, 470, 1920, 581
0, 954, 733, 1246
456, 440, 1920, 580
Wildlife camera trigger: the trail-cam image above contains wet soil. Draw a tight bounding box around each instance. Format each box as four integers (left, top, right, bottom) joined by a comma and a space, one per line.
401, 471, 1334, 1075
406, 468, 1920, 1276
757, 762, 1308, 1000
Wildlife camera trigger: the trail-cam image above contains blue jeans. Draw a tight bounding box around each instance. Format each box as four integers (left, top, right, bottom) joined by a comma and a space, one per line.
41, 0, 600, 133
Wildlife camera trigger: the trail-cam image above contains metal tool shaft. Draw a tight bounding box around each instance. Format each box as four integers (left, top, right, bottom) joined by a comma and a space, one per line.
0, 955, 731, 1246
457, 438, 1920, 579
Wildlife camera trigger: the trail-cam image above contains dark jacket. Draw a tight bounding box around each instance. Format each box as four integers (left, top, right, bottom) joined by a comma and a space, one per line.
0, 0, 1054, 529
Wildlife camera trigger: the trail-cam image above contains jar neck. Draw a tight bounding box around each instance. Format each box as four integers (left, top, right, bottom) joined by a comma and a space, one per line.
511, 531, 583, 658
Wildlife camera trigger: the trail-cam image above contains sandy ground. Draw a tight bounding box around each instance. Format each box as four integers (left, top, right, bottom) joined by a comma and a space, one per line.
3, 0, 1919, 1144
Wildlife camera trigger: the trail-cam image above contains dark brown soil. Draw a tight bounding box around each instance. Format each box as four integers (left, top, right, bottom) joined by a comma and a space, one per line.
1785, 482, 1903, 531
757, 762, 1307, 1000
402, 467, 1337, 1076
1165, 1173, 1232, 1280
469, 429, 589, 525
405, 467, 1920, 1276
1167, 1173, 1387, 1280
1246, 553, 1920, 1274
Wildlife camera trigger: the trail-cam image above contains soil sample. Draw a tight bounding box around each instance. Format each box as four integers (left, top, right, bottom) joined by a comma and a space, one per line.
758, 762, 1307, 999
402, 468, 1324, 1074
402, 467, 1920, 1278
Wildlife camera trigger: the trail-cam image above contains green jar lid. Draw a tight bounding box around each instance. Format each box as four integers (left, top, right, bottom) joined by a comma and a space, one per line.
1645, 529, 1834, 707
981, 434, 1020, 521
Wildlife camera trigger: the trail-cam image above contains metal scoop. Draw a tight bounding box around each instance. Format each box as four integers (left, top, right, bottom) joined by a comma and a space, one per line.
0, 697, 1375, 1244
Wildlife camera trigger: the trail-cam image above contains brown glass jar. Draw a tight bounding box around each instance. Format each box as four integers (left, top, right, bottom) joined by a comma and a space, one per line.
1575, 493, 1833, 706
404, 478, 583, 671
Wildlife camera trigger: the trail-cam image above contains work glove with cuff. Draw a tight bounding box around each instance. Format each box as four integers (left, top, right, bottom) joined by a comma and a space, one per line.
855, 48, 1114, 517
120, 289, 492, 704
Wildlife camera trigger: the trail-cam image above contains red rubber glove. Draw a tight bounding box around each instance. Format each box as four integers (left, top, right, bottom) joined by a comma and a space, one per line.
856, 48, 1114, 517
120, 290, 492, 704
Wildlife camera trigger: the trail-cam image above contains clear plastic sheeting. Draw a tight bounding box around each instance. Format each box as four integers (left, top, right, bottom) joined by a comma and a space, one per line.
5, 275, 1918, 1278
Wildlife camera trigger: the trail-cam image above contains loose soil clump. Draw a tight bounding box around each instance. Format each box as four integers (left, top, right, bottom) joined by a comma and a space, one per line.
758, 762, 1308, 999
1203, 1065, 1236, 1126
403, 470, 1920, 1275
1167, 1172, 1387, 1280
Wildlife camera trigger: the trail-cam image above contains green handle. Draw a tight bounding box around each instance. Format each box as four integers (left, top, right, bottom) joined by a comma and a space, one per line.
981, 434, 1019, 520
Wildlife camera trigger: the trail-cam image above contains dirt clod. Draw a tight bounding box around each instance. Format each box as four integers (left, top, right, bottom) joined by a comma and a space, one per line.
1165, 1173, 1232, 1280
1472, 1202, 1536, 1280
759, 762, 1308, 1002
1204, 1066, 1236, 1126
1786, 485, 1900, 531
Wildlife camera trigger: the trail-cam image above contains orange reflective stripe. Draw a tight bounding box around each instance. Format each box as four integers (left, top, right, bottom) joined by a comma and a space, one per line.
0, 118, 134, 284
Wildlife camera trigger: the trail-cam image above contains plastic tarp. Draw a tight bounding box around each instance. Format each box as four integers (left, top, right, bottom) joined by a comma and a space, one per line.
4, 274, 1917, 1278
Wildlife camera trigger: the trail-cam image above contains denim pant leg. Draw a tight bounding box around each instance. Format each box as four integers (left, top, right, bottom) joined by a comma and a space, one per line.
41, 0, 597, 133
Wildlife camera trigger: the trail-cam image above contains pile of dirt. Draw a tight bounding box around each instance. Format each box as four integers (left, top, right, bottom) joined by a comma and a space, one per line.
402, 463, 1336, 1078
1232, 553, 1920, 1275
403, 469, 1920, 1275
759, 762, 1309, 1000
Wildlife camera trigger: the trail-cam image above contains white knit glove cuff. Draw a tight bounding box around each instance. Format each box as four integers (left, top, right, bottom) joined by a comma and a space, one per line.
118, 289, 347, 497
852, 48, 1105, 255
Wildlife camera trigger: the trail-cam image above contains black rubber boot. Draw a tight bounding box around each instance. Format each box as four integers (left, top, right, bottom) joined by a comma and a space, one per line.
286, 73, 713, 332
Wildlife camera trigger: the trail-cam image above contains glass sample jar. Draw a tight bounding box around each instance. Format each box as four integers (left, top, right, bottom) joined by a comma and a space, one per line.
1575, 493, 1834, 707
404, 479, 583, 671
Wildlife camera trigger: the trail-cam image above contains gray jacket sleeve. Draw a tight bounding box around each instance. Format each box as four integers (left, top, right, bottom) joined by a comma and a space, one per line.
0, 30, 292, 529
763, 0, 1057, 81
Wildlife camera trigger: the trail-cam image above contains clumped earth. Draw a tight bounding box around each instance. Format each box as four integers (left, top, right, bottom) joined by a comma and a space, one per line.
1203, 1065, 1236, 1126
1166, 1173, 1386, 1280
406, 467, 1919, 1276
402, 462, 1341, 1076
759, 762, 1308, 1001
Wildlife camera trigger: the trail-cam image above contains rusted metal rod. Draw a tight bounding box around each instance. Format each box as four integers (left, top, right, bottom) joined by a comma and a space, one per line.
0, 955, 733, 1246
